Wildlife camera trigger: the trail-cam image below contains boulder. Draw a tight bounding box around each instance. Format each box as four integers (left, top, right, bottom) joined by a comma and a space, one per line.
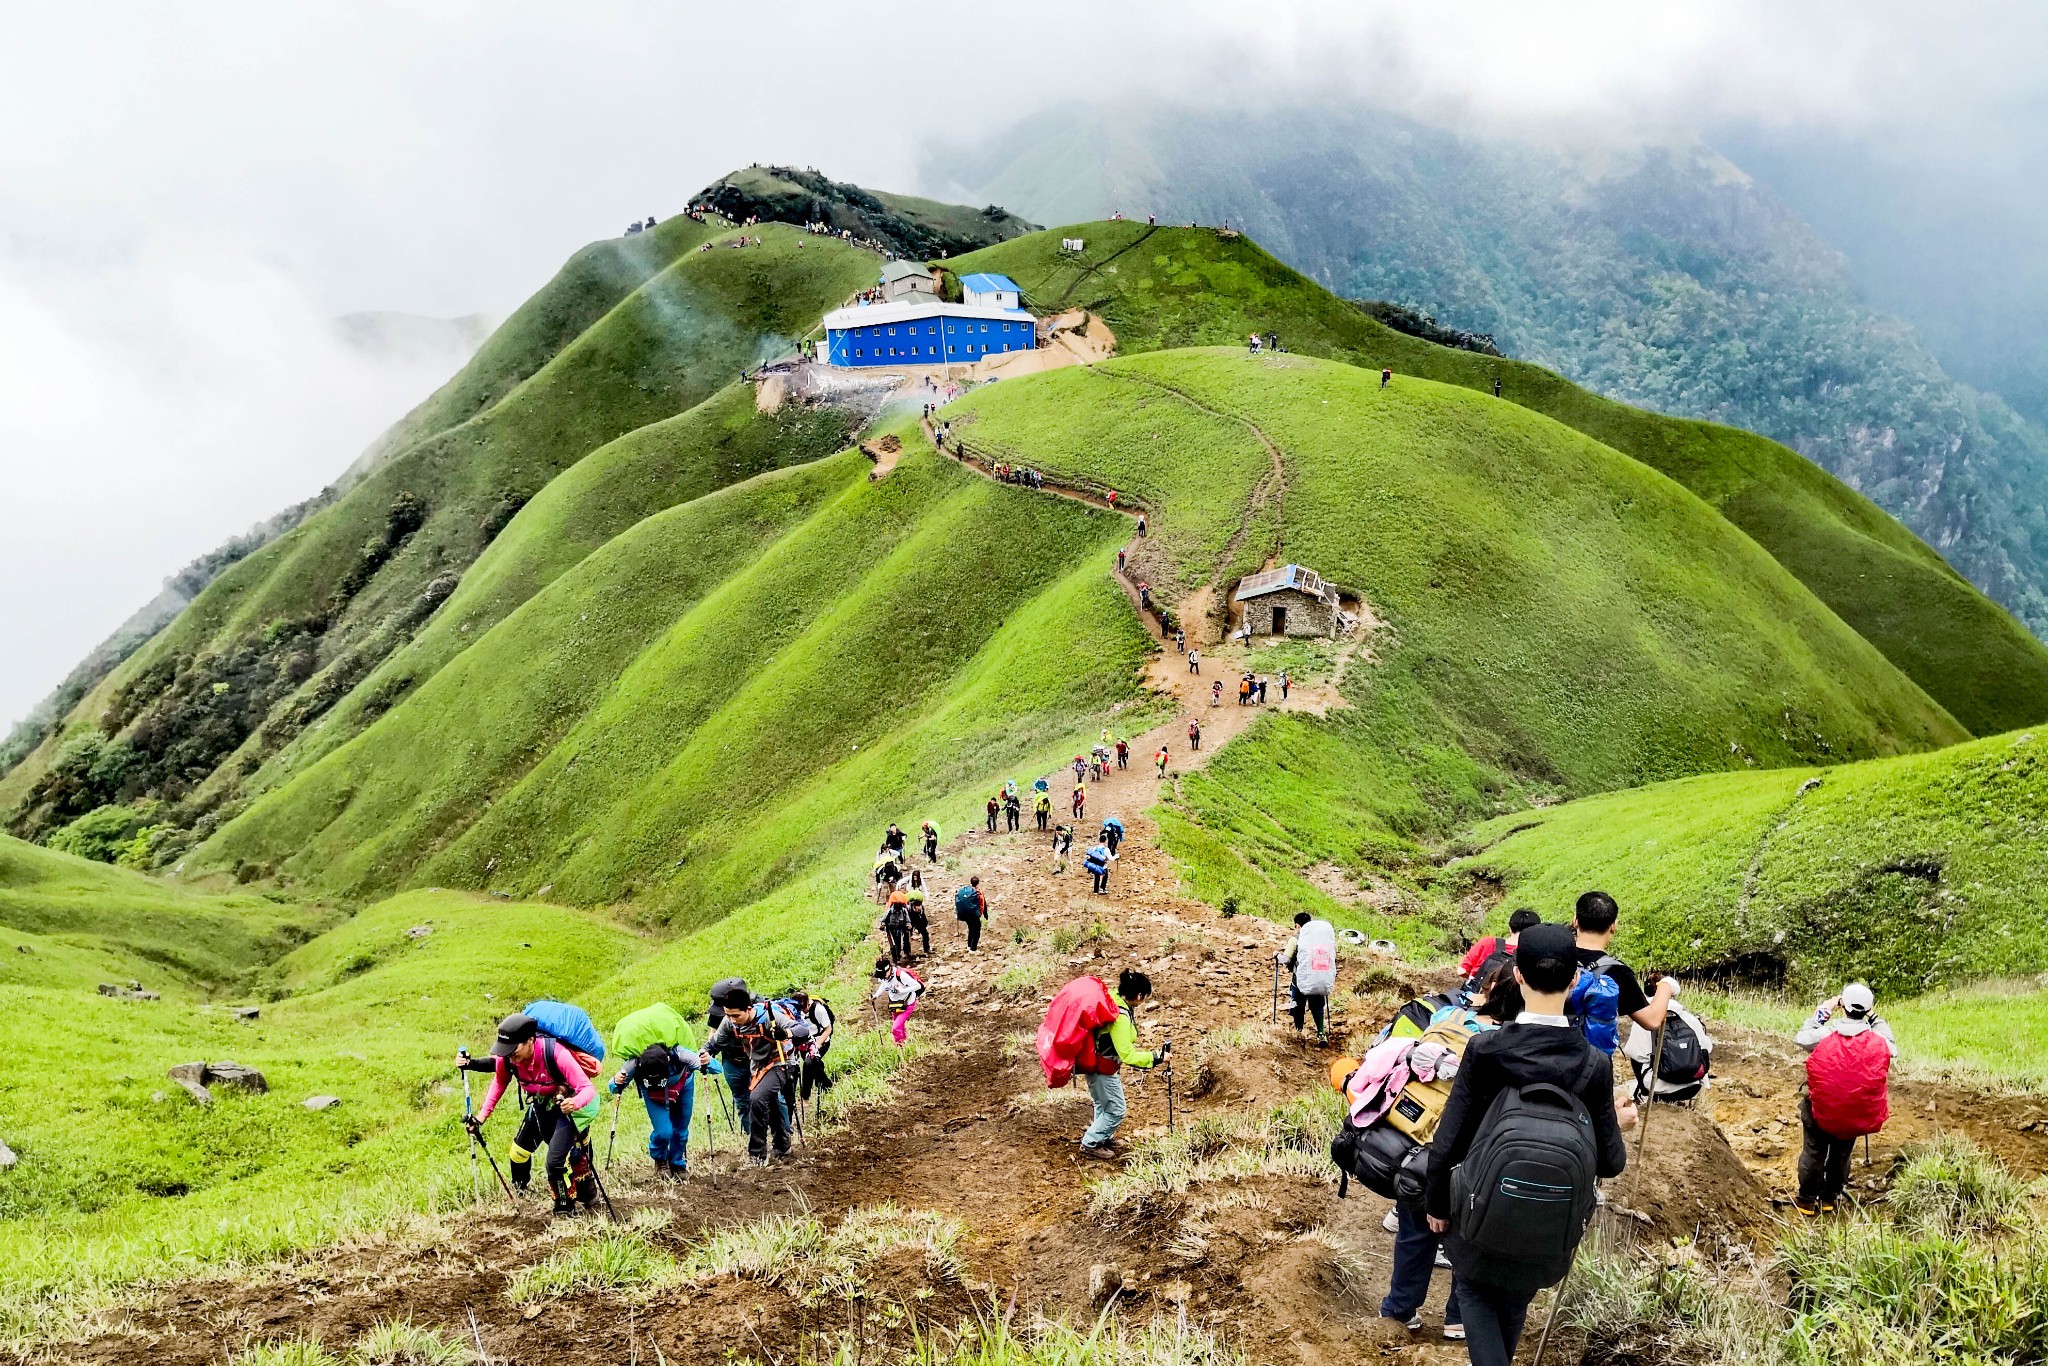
302, 1095, 341, 1112
205, 1061, 268, 1094
168, 1062, 212, 1105
231, 1006, 261, 1021
406, 924, 434, 939
98, 982, 160, 1001
0, 1139, 16, 1169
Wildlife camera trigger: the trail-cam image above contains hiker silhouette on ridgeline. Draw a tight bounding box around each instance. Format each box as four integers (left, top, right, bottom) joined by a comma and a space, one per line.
699, 984, 794, 1166
607, 1002, 703, 1181
1041, 969, 1168, 1161
1425, 923, 1628, 1366
459, 1008, 605, 1215
1279, 912, 1337, 1044
954, 875, 989, 951
872, 957, 925, 1046
1793, 982, 1895, 1215
905, 869, 932, 954
1569, 890, 1679, 1130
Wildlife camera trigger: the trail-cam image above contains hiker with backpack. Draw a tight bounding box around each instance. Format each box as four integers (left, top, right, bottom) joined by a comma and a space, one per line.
1621, 995, 1713, 1104
1115, 737, 1129, 769
1073, 783, 1087, 819
1099, 815, 1125, 856
1035, 790, 1052, 831
1424, 923, 1628, 1366
1279, 912, 1338, 1044
881, 823, 906, 859
1154, 746, 1170, 779
698, 985, 793, 1165
986, 794, 1000, 834
1072, 969, 1168, 1160
954, 875, 989, 951
1084, 841, 1117, 895
1188, 718, 1201, 751
606, 1003, 703, 1180
921, 820, 940, 863
872, 958, 925, 1045
460, 1010, 605, 1215
1050, 823, 1074, 875
1459, 909, 1540, 998
791, 990, 836, 1105
1004, 790, 1022, 832
905, 870, 932, 954
1570, 891, 1678, 1127
1792, 982, 1895, 1215
879, 889, 915, 964
706, 978, 773, 1138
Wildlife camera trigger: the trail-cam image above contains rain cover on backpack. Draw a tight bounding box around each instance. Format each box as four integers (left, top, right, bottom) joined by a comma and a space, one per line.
524, 999, 607, 1063
1295, 919, 1338, 996
1037, 976, 1120, 1088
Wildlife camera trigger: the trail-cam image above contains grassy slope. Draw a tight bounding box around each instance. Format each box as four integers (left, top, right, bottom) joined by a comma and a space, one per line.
0, 835, 329, 994
0, 224, 876, 819
248, 384, 865, 787
1459, 728, 2048, 992
946, 223, 2048, 737
949, 350, 1964, 946
196, 446, 1153, 922
1705, 981, 2048, 1092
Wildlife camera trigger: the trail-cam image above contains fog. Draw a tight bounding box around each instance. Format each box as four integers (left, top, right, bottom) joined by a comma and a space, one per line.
3, 0, 2043, 726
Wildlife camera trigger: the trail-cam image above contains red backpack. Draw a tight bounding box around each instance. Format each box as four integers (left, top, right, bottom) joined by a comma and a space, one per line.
1037, 976, 1120, 1088
1806, 1028, 1891, 1139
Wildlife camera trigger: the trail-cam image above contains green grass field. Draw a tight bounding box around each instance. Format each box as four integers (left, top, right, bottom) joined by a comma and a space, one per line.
948, 223, 2048, 738
1458, 728, 2048, 992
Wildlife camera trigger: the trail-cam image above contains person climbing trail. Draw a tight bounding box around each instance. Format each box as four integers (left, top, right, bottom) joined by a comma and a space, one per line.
1071, 754, 1088, 785
872, 850, 900, 904
1004, 789, 1022, 832
607, 1002, 702, 1180
791, 990, 836, 1106
1794, 982, 1895, 1215
1155, 745, 1170, 779
984, 794, 999, 834
1073, 783, 1087, 820
1035, 789, 1052, 830
1051, 822, 1074, 874
1380, 366, 1393, 390
705, 979, 768, 1137
460, 1012, 603, 1215
1239, 676, 1252, 705
1100, 815, 1125, 856
881, 823, 906, 859
872, 959, 925, 1046
906, 869, 932, 954
1085, 840, 1117, 895
921, 819, 939, 864
1188, 717, 1201, 751
880, 889, 915, 964
1076, 970, 1167, 1159
1211, 679, 1223, 706
954, 875, 989, 951
1115, 737, 1129, 769
1188, 648, 1200, 674
1175, 627, 1186, 652
698, 986, 793, 1165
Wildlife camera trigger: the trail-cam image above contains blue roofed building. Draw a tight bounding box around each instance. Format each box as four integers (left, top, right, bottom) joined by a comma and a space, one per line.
821, 266, 1036, 368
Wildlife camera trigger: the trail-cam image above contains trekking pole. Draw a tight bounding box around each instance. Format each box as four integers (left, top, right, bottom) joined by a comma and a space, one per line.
1164, 1051, 1176, 1135
605, 1092, 622, 1172
586, 1151, 621, 1222
1864, 1133, 1872, 1167
1530, 1248, 1584, 1366
459, 1051, 481, 1202
1625, 1025, 1666, 1210
1271, 959, 1279, 1024
470, 1125, 518, 1206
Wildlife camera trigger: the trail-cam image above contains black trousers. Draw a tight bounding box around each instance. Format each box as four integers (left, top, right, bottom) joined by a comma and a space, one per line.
745, 1066, 791, 1158
798, 1042, 832, 1100
962, 913, 983, 951
886, 924, 911, 962
1091, 869, 1109, 894
1036, 809, 1049, 830
511, 1102, 591, 1200
1006, 808, 1019, 831
909, 909, 931, 954
1290, 987, 1328, 1035
923, 837, 938, 862
1455, 1279, 1536, 1366
986, 810, 998, 832
1797, 1098, 1857, 1203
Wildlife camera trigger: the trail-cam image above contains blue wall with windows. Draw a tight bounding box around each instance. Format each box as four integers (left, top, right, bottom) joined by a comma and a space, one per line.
825, 312, 1035, 367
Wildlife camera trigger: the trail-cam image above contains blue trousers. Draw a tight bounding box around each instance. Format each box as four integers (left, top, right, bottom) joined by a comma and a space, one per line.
1082, 1072, 1126, 1147
642, 1072, 695, 1167
1381, 1202, 1460, 1326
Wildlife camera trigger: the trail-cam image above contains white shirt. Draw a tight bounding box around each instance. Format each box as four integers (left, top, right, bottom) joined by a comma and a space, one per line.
1515, 1011, 1571, 1028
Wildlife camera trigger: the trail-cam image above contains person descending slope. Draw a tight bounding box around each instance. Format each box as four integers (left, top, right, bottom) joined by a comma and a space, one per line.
1425, 924, 1627, 1366
1188, 717, 1202, 751
1115, 736, 1129, 769
1279, 912, 1338, 1044
920, 820, 940, 864
1155, 745, 1170, 779
873, 958, 925, 1045
1793, 982, 1896, 1215
607, 1002, 702, 1180
1571, 890, 1678, 1129
699, 985, 794, 1166
1076, 970, 1168, 1159
1459, 910, 1541, 999
461, 1012, 604, 1215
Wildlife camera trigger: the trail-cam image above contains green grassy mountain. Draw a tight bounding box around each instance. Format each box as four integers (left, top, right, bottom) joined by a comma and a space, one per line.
945, 104, 2048, 647
691, 164, 1036, 259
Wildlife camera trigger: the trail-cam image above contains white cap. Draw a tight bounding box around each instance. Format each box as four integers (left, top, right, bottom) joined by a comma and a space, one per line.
1841, 982, 1875, 1015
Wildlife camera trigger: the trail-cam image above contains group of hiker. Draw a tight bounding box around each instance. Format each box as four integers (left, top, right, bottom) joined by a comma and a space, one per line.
457, 981, 845, 1205
1313, 890, 1895, 1364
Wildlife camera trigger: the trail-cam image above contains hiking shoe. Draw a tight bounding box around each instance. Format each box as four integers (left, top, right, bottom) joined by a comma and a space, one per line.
665, 1163, 689, 1181
1381, 1209, 1400, 1233
551, 1197, 579, 1216
1820, 1199, 1838, 1214
1386, 1313, 1422, 1332
1442, 1324, 1465, 1342
1434, 1248, 1452, 1269
747, 1155, 770, 1168
1794, 1197, 1821, 1217
1079, 1143, 1119, 1162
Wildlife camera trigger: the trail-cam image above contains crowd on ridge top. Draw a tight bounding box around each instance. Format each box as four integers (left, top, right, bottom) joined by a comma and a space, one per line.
454, 824, 1897, 1366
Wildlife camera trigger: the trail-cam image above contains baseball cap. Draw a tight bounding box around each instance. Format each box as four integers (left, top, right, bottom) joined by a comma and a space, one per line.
1515, 922, 1577, 970
488, 1011, 538, 1057
1841, 982, 1875, 1016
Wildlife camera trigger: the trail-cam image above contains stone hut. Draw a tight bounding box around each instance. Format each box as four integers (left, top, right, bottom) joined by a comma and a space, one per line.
1233, 564, 1340, 637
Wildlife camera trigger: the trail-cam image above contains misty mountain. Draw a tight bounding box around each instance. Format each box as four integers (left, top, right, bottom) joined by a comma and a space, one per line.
940, 104, 2048, 637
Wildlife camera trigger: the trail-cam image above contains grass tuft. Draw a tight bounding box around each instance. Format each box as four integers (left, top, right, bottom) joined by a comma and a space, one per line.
506, 1229, 678, 1304
348, 1317, 468, 1365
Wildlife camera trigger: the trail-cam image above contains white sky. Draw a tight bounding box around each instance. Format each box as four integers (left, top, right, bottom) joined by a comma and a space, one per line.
2, 0, 2043, 727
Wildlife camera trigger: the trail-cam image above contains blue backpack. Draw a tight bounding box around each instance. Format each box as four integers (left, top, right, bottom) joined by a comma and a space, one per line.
524, 999, 607, 1062
1565, 956, 1621, 1055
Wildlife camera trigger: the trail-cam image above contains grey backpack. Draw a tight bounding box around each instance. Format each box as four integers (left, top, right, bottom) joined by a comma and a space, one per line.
1449, 1054, 1601, 1286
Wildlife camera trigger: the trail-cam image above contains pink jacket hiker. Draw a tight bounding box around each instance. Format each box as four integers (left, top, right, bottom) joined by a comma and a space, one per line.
477, 1037, 599, 1123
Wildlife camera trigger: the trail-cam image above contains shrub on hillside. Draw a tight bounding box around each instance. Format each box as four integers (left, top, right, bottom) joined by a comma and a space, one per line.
45, 803, 151, 863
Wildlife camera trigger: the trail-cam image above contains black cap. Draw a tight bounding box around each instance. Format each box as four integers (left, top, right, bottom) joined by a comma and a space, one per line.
1515, 923, 1578, 975
718, 984, 754, 1010
489, 1011, 538, 1057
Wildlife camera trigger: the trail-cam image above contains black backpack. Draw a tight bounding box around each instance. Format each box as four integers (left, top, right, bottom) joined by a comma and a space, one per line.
1463, 938, 1516, 996
1449, 1056, 1601, 1286
1631, 1010, 1710, 1102
1332, 1118, 1427, 1202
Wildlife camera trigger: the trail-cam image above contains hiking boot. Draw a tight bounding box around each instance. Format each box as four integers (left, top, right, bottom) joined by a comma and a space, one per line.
1442, 1323, 1465, 1342
1820, 1199, 1838, 1214
1385, 1313, 1422, 1332
665, 1163, 689, 1181
1381, 1209, 1400, 1233
773, 1145, 791, 1159
1078, 1142, 1119, 1162
747, 1154, 770, 1168
1434, 1248, 1451, 1269
551, 1196, 579, 1216
1794, 1197, 1821, 1217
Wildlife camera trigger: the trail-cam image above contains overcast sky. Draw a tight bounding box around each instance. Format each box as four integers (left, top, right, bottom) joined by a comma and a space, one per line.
3, 0, 2045, 728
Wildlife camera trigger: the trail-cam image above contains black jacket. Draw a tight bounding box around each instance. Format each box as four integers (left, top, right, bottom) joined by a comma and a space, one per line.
1425, 1020, 1628, 1290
